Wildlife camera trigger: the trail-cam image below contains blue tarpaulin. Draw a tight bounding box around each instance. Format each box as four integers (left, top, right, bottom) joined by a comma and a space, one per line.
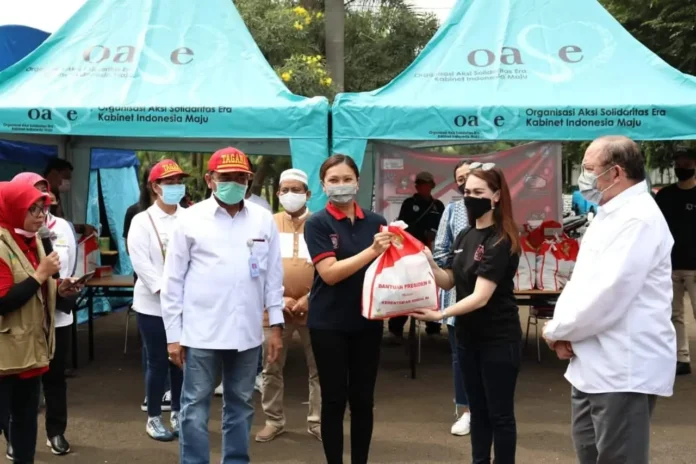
0, 25, 48, 70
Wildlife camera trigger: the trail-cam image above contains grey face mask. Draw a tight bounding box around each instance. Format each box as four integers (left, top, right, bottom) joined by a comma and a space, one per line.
326, 184, 358, 204
578, 165, 617, 204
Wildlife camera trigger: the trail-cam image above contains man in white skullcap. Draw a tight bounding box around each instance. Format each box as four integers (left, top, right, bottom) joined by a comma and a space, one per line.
255, 168, 322, 443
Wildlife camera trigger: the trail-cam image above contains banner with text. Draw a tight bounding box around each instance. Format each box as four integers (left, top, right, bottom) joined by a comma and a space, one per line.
374, 143, 562, 228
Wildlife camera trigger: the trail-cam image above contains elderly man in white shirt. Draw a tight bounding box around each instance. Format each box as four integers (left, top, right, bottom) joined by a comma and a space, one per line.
543, 136, 676, 464
161, 147, 284, 464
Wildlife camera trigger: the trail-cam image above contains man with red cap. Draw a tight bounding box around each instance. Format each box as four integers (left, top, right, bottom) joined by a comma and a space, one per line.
161, 147, 284, 463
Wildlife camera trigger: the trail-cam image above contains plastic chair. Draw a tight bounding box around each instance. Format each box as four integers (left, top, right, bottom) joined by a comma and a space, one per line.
524, 306, 555, 362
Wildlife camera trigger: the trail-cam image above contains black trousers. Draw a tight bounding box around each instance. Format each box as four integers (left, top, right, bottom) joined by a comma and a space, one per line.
43, 325, 71, 438
310, 328, 382, 464
0, 375, 42, 463
388, 315, 441, 336
459, 340, 521, 464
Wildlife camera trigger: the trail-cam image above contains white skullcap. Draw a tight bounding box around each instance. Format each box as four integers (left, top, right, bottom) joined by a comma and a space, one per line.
279, 168, 308, 186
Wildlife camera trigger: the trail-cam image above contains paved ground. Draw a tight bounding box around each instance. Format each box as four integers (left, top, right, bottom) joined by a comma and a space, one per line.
25, 306, 696, 464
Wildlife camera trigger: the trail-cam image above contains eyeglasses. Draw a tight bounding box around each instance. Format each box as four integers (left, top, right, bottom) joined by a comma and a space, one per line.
28, 204, 48, 218
469, 162, 496, 171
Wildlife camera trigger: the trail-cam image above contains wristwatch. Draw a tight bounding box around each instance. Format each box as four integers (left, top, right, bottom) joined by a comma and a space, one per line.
270, 323, 285, 331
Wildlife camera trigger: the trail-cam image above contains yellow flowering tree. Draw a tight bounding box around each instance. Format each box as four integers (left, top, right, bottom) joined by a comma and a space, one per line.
236, 0, 334, 98
277, 53, 337, 98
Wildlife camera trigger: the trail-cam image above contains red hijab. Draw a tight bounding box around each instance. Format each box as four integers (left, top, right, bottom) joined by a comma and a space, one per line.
0, 181, 50, 255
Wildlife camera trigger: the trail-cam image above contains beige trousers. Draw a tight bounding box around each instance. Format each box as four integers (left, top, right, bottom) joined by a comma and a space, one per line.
261, 324, 321, 428
672, 270, 696, 363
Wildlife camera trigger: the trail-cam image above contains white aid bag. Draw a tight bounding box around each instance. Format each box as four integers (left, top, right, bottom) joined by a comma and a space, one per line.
362, 222, 439, 320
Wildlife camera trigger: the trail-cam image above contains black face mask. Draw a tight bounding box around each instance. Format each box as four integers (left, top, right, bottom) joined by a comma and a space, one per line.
457, 184, 466, 194
464, 196, 493, 220
675, 168, 695, 182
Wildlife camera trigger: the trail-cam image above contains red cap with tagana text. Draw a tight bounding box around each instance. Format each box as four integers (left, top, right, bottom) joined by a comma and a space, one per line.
208, 147, 253, 174
148, 159, 189, 182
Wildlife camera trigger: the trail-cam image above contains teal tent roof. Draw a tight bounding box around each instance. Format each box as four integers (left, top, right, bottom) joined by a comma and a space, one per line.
332, 0, 696, 161
0, 0, 328, 141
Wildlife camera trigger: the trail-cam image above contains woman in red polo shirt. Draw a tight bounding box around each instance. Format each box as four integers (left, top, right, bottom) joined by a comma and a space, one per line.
304, 155, 392, 464
0, 182, 82, 463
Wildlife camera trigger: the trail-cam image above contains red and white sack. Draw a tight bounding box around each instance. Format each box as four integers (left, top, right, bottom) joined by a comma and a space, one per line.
514, 237, 537, 291
535, 237, 580, 291
75, 233, 99, 277
362, 224, 439, 320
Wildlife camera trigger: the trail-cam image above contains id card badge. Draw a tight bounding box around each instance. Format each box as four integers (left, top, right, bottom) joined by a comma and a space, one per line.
249, 256, 260, 278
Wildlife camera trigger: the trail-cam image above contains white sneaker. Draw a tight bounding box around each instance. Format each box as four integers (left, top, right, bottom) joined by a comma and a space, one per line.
254, 374, 263, 393
162, 390, 172, 411
214, 383, 224, 396
451, 412, 471, 436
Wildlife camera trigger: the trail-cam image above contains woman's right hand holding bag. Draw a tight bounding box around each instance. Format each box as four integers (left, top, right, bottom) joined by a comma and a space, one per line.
371, 231, 394, 256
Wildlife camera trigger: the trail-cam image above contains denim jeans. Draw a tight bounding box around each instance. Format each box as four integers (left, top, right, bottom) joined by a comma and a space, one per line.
447, 327, 468, 407
138, 313, 182, 416
180, 346, 260, 464
142, 338, 171, 397
257, 348, 263, 376
459, 341, 520, 464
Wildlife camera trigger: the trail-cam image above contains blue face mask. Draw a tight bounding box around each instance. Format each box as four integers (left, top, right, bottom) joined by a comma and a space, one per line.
214, 181, 247, 205
160, 184, 186, 206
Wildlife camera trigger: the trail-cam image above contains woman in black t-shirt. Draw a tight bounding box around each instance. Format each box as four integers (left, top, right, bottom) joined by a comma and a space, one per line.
415, 164, 521, 464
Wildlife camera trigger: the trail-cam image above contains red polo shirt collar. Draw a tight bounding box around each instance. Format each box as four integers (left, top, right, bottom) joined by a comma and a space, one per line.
326, 201, 365, 220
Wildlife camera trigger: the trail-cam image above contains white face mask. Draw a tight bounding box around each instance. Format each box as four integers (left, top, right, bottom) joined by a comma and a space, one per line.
279, 192, 307, 213
59, 179, 71, 193
14, 228, 37, 238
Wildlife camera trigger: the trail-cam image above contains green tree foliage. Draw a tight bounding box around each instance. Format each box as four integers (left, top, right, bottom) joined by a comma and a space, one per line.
343, 3, 439, 91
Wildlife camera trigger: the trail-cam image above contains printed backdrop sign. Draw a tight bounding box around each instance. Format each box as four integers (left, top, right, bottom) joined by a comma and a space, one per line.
374, 142, 562, 227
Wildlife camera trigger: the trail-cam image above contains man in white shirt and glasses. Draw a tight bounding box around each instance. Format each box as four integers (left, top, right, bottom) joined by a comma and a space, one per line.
161, 147, 284, 464
543, 136, 676, 464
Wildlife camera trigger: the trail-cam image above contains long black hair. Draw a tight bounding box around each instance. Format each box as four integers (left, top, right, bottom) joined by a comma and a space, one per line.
138, 167, 153, 212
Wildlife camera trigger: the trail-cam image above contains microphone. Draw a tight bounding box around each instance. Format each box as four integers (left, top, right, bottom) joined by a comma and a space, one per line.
38, 226, 60, 280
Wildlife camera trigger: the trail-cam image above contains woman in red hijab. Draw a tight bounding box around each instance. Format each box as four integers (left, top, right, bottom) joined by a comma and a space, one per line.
0, 181, 81, 463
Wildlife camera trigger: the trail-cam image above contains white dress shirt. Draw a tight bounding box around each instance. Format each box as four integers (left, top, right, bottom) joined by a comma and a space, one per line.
127, 203, 182, 317
48, 214, 77, 328
544, 181, 676, 397
161, 198, 284, 350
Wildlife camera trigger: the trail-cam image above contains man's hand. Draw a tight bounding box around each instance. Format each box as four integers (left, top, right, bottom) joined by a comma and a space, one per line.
542, 321, 556, 349
554, 341, 574, 360
292, 295, 309, 317
168, 342, 186, 368
266, 327, 283, 364
283, 297, 297, 313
